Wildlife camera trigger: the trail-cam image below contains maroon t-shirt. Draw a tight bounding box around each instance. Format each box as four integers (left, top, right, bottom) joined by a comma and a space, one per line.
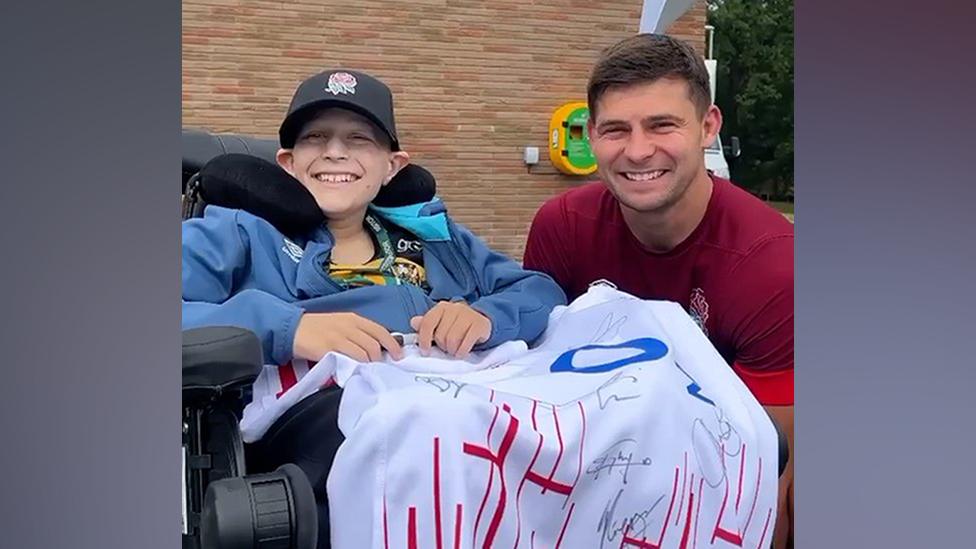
524, 176, 794, 406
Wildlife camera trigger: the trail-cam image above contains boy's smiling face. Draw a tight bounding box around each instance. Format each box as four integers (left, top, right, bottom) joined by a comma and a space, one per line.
276, 108, 409, 221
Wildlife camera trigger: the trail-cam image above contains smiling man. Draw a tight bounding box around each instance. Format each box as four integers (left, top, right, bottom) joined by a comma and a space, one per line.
523, 34, 794, 547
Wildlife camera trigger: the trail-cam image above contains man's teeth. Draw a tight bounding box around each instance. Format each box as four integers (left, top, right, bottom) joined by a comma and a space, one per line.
623, 170, 666, 181
314, 173, 358, 183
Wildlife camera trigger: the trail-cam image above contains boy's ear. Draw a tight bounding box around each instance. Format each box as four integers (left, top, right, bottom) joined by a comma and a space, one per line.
383, 151, 411, 186
275, 148, 296, 177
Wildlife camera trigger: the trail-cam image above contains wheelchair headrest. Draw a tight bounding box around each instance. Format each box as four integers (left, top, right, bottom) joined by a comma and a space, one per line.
183, 128, 279, 188
190, 151, 438, 238
196, 154, 325, 237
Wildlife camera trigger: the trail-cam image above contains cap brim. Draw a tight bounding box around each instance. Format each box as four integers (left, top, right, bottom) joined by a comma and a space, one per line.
278, 99, 399, 151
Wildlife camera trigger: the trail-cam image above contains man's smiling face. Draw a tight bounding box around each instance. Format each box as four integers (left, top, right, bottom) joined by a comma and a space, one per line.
588, 77, 720, 215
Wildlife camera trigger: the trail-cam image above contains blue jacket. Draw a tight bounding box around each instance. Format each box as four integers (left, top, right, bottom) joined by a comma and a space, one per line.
182, 199, 567, 365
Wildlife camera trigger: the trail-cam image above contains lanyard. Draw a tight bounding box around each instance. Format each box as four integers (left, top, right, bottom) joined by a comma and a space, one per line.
363, 213, 401, 285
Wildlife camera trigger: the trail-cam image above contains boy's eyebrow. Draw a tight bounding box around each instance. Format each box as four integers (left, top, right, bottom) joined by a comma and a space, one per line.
297, 127, 327, 137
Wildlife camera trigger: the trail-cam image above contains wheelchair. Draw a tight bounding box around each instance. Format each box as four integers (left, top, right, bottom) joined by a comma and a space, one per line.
181, 128, 439, 549
180, 128, 790, 549
181, 130, 313, 549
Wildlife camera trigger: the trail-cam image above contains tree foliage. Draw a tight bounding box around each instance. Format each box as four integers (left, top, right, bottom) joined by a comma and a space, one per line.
708, 0, 794, 199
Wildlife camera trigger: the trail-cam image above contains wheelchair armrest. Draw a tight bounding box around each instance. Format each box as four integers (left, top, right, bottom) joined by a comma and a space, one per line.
183, 326, 263, 398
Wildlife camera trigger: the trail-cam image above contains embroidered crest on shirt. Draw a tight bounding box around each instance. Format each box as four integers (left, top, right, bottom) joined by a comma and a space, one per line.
689, 287, 710, 335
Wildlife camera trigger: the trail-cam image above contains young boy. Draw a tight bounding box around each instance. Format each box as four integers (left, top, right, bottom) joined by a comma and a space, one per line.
182, 69, 566, 365
181, 69, 566, 547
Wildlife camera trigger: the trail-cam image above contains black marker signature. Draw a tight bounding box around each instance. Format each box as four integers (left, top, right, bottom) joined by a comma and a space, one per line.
692, 406, 743, 488
586, 439, 654, 485
414, 375, 467, 398
597, 370, 641, 410
590, 312, 628, 344
596, 488, 666, 549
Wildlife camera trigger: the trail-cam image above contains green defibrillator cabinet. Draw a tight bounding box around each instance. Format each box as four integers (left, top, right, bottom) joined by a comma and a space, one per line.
549, 101, 597, 176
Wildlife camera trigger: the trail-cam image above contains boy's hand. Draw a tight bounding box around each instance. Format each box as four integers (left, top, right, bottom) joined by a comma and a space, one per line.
410, 301, 492, 358
293, 312, 404, 363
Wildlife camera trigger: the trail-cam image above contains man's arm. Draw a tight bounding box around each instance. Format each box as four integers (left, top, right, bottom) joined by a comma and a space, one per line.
766, 403, 793, 549
722, 235, 794, 548
523, 195, 575, 292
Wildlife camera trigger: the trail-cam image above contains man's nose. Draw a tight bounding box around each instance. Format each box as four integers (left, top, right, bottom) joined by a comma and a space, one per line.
623, 134, 657, 163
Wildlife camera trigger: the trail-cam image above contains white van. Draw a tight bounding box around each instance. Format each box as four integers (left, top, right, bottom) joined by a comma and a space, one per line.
705, 134, 739, 180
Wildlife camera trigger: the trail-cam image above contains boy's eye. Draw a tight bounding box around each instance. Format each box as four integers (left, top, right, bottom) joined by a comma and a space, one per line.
349, 133, 373, 142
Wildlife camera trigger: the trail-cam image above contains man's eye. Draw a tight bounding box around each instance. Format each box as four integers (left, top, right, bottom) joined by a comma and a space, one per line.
601, 128, 627, 137
349, 133, 372, 142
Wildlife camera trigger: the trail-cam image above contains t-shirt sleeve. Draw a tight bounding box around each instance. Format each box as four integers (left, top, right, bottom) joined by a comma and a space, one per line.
721, 235, 794, 406
523, 196, 575, 293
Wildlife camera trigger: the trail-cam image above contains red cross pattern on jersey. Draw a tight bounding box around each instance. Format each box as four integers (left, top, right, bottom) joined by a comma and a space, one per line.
244, 285, 780, 548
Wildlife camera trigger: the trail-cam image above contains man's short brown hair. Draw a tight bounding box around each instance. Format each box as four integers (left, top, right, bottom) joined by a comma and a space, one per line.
587, 34, 711, 118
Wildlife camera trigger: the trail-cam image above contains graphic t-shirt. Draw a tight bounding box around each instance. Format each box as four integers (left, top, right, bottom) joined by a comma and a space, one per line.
328, 215, 428, 291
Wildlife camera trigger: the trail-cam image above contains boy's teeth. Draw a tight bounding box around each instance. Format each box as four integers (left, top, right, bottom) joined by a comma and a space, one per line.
315, 173, 356, 182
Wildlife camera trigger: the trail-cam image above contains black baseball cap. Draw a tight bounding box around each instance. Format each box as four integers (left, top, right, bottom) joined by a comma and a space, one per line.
278, 69, 400, 150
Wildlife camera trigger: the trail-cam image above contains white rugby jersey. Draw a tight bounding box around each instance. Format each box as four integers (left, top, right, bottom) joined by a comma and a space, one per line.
242, 285, 779, 549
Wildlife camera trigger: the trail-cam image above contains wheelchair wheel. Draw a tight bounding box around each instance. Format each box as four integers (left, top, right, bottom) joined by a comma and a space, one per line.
200, 463, 318, 549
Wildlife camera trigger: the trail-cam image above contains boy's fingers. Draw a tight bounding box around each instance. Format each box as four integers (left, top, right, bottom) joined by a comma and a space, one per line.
477, 320, 491, 344
434, 306, 461, 353
348, 329, 383, 362
336, 340, 370, 363
456, 323, 482, 359
358, 320, 403, 360
446, 315, 477, 356
417, 307, 444, 354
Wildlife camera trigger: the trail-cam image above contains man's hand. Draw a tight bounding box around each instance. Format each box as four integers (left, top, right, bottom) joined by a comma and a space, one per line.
293, 312, 403, 363
766, 404, 794, 549
410, 301, 492, 358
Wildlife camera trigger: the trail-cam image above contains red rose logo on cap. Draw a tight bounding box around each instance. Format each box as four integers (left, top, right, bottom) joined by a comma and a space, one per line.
326, 72, 357, 95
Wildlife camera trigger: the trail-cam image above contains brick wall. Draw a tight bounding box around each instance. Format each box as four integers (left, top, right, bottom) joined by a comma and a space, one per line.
183, 0, 707, 260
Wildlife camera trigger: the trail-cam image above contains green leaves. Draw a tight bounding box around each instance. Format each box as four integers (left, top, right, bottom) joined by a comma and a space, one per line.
708, 0, 794, 198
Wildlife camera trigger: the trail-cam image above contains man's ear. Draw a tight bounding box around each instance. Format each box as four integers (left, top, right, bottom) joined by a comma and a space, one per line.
275, 148, 296, 177
383, 151, 411, 186
701, 104, 723, 149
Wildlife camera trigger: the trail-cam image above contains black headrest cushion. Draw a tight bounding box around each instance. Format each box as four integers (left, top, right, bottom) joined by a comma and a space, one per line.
373, 163, 437, 208
183, 129, 279, 186
196, 154, 438, 237
198, 154, 324, 237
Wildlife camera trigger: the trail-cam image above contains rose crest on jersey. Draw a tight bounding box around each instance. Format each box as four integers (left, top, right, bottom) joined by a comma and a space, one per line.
689, 287, 710, 335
